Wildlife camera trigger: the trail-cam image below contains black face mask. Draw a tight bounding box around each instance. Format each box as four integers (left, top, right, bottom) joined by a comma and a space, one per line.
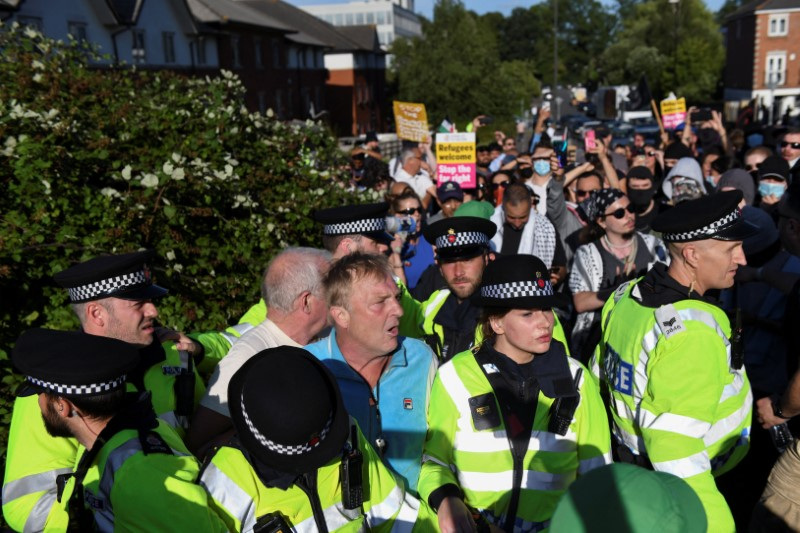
519, 167, 534, 179
627, 187, 655, 211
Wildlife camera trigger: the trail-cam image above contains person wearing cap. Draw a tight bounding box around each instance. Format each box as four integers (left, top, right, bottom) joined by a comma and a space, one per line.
756, 155, 791, 220
569, 188, 667, 361
592, 190, 756, 531
305, 253, 438, 495
10, 329, 226, 532
549, 463, 707, 533
418, 254, 611, 532
2, 250, 213, 532
199, 346, 420, 532
663, 141, 694, 173
428, 181, 464, 224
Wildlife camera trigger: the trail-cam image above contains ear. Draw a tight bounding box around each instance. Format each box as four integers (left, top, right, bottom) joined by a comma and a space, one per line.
682, 243, 701, 269
52, 397, 74, 419
340, 237, 354, 255
297, 291, 312, 314
596, 217, 607, 231
86, 301, 106, 328
490, 318, 505, 336
329, 305, 350, 329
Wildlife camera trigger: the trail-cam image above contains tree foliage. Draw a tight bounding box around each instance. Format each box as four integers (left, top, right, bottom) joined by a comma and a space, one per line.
0, 23, 368, 457
391, 0, 540, 124
600, 0, 724, 101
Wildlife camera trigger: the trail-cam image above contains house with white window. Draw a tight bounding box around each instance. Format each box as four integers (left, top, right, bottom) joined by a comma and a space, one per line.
723, 0, 800, 122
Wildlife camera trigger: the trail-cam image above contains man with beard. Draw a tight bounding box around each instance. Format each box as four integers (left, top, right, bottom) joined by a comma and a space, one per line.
627, 166, 664, 234
10, 329, 225, 532
2, 251, 206, 532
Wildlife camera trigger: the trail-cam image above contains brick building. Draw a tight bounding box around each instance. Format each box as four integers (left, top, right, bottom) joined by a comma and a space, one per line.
723, 0, 800, 122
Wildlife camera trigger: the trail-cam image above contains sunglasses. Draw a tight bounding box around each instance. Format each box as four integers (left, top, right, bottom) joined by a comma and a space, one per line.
745, 164, 759, 171
492, 181, 510, 190
600, 205, 636, 219
397, 207, 423, 215
576, 189, 594, 198
647, 152, 656, 157
781, 141, 800, 149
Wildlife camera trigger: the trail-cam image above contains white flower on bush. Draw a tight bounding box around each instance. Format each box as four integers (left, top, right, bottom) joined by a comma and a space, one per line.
2, 136, 17, 156
32, 73, 43, 83
41, 179, 51, 194
23, 26, 40, 39
266, 108, 274, 118
31, 60, 45, 70
171, 167, 185, 181
121, 165, 132, 181
171, 152, 183, 163
166, 250, 176, 261
173, 263, 184, 273
224, 164, 233, 176
162, 161, 174, 175
140, 173, 159, 188
266, 223, 275, 232
100, 187, 121, 198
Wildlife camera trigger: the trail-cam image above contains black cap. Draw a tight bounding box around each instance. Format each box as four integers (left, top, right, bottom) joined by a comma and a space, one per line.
423, 216, 496, 260
627, 166, 654, 182
473, 255, 568, 309
758, 155, 791, 183
54, 250, 168, 303
13, 329, 139, 397
364, 131, 378, 143
228, 347, 350, 475
437, 181, 464, 202
664, 142, 693, 161
313, 202, 393, 245
652, 190, 758, 242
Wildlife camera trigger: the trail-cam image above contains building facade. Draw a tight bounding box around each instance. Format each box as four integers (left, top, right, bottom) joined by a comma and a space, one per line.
724, 0, 800, 123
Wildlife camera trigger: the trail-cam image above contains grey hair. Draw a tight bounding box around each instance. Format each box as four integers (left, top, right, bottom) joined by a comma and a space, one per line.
70, 302, 90, 326
261, 247, 332, 313
400, 148, 418, 165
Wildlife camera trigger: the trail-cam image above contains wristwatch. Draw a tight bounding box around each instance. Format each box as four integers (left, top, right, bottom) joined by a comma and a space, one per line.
771, 395, 792, 420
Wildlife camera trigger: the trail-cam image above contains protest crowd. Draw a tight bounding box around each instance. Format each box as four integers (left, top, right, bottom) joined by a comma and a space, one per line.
6, 96, 800, 533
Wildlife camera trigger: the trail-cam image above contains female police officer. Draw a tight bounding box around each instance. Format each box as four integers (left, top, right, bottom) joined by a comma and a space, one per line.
418, 254, 611, 532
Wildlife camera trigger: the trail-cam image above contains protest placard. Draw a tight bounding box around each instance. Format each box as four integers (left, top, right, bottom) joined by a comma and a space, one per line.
393, 101, 428, 141
660, 97, 687, 130
436, 132, 476, 188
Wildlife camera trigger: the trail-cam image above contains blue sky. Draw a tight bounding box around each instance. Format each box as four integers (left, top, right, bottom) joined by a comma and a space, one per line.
286, 0, 726, 20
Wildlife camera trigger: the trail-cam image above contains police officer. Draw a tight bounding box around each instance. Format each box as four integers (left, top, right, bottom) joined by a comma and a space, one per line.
199, 346, 419, 532
593, 190, 756, 532
3, 251, 203, 531
400, 216, 571, 362
10, 329, 226, 532
419, 255, 611, 532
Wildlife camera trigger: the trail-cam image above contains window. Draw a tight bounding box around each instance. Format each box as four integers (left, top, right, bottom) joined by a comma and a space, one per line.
386, 11, 393, 24
254, 38, 263, 68
335, 13, 344, 25
67, 21, 88, 43
17, 16, 43, 30
377, 11, 385, 24
768, 14, 788, 36
132, 30, 146, 64
346, 13, 354, 25
231, 36, 241, 68
766, 51, 787, 86
258, 91, 267, 113
356, 12, 364, 24
162, 32, 175, 63
366, 12, 375, 24
196, 36, 207, 65
275, 90, 283, 118
271, 38, 281, 68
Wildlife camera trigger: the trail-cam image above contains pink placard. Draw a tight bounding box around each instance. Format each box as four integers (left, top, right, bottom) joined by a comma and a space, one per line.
438, 163, 476, 189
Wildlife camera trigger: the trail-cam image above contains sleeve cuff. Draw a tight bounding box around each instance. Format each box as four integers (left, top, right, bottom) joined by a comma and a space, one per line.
428, 483, 462, 513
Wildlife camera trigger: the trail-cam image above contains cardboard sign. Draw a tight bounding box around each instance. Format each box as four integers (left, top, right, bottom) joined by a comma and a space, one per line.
436, 132, 476, 188
660, 97, 686, 130
393, 101, 428, 142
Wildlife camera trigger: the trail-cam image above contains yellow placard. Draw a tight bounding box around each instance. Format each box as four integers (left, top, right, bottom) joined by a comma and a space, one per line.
393, 101, 428, 142
660, 97, 686, 116
437, 142, 475, 164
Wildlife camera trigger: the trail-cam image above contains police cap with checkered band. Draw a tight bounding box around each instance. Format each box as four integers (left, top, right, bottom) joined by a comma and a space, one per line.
473, 254, 568, 309
313, 202, 394, 245
423, 216, 497, 261
12, 329, 139, 398
652, 190, 758, 243
54, 250, 167, 303
228, 346, 349, 475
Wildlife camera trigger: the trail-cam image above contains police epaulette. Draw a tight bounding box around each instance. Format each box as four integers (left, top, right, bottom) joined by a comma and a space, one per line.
138, 430, 174, 456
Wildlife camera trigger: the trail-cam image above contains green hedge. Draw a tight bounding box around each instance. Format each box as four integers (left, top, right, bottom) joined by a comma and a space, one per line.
0, 23, 374, 467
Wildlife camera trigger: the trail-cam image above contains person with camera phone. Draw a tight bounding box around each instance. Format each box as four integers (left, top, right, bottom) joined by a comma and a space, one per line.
389, 188, 435, 290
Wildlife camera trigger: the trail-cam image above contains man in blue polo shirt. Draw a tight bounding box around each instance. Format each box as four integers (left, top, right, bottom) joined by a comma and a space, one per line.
305, 252, 437, 496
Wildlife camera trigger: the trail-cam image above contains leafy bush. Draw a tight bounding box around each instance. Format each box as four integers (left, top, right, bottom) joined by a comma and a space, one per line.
0, 23, 370, 463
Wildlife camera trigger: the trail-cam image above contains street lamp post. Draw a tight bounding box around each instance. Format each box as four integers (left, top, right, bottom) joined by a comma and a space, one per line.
553, 0, 558, 121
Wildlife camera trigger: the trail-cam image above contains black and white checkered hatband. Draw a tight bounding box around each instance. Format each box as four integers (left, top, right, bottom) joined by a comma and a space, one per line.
67, 269, 150, 302
661, 207, 741, 242
240, 396, 332, 456
481, 279, 554, 300
435, 231, 489, 250
323, 218, 386, 236
27, 375, 127, 396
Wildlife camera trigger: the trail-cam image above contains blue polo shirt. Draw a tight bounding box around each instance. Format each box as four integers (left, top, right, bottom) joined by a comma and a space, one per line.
305, 331, 437, 495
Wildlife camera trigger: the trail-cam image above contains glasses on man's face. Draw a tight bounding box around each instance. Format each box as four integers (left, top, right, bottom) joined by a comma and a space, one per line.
781, 141, 800, 150
600, 205, 636, 219
397, 207, 423, 215
647, 152, 656, 157
492, 181, 510, 190
745, 164, 759, 171
576, 189, 594, 199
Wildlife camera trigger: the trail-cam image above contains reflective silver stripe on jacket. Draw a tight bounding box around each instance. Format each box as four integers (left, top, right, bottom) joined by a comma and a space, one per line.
2, 467, 74, 533
199, 462, 258, 532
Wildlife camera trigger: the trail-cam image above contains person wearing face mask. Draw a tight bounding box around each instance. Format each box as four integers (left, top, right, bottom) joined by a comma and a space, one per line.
626, 166, 664, 235
662, 157, 707, 205
569, 189, 668, 362
757, 155, 791, 222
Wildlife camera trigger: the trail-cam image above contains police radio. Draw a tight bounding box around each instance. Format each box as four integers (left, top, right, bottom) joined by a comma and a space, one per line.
340, 425, 364, 510
253, 512, 291, 533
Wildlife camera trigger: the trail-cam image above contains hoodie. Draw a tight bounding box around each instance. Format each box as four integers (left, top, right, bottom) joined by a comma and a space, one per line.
662, 157, 706, 200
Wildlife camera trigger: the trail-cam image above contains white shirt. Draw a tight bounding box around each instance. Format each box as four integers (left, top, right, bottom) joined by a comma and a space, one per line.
395, 167, 434, 200
200, 318, 301, 416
